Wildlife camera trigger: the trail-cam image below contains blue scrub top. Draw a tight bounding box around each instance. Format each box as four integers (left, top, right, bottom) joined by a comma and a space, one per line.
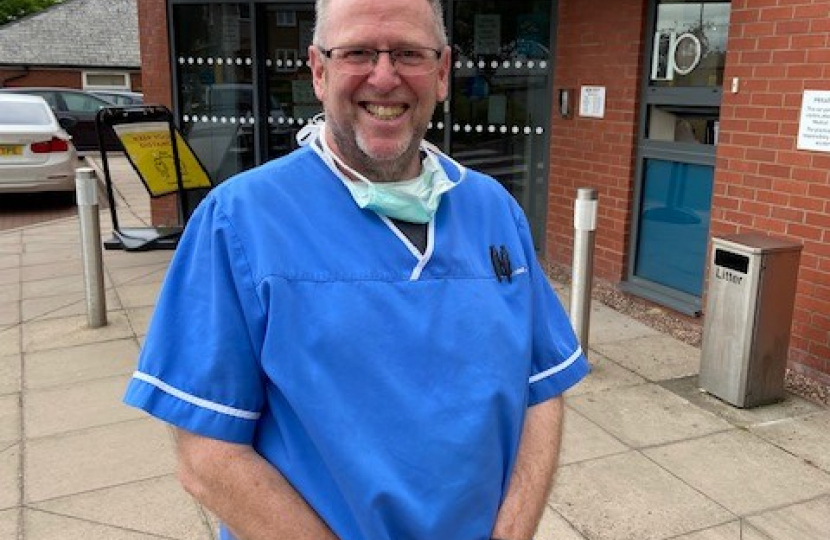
124, 146, 590, 540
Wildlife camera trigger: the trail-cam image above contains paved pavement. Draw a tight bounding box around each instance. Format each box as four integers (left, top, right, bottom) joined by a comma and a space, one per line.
1, 155, 829, 539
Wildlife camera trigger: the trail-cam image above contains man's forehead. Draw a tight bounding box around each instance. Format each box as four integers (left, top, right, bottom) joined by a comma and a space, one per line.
322, 0, 436, 35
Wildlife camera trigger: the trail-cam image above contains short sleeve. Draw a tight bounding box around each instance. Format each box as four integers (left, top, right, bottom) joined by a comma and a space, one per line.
123, 195, 267, 443
516, 210, 590, 405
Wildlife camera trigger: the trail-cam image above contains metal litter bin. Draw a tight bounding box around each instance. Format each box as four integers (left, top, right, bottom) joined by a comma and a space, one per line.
699, 233, 802, 408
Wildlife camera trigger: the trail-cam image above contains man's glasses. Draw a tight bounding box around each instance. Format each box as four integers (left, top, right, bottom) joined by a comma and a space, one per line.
319, 46, 443, 76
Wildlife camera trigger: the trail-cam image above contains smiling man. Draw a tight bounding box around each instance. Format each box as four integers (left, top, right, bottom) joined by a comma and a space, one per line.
123, 1, 589, 539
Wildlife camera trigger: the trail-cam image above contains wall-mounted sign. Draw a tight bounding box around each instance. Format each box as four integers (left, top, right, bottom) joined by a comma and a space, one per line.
797, 90, 830, 152
651, 31, 702, 81
579, 86, 606, 119
672, 33, 702, 75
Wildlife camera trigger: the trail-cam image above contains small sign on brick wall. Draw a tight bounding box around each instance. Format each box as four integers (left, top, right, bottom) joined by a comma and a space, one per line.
797, 90, 830, 152
579, 86, 606, 119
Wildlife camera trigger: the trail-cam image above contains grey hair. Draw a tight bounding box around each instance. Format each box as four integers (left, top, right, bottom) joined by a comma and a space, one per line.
312, 0, 448, 48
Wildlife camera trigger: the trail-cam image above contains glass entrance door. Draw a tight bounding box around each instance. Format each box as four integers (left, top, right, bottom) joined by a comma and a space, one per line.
429, 0, 555, 245
627, 1, 731, 314
260, 4, 321, 161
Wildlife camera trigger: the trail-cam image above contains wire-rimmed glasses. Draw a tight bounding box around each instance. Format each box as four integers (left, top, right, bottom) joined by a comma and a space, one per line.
318, 46, 443, 76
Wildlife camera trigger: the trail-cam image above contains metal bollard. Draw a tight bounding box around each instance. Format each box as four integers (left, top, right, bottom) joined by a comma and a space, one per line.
570, 188, 598, 348
75, 168, 108, 328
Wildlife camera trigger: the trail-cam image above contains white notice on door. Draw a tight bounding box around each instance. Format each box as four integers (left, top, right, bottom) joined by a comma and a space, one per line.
797, 90, 830, 152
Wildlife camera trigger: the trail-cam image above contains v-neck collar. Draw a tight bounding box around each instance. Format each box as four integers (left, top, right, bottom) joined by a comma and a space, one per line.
379, 215, 436, 281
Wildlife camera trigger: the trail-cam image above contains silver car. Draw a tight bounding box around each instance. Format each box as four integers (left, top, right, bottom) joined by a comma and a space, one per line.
0, 94, 78, 194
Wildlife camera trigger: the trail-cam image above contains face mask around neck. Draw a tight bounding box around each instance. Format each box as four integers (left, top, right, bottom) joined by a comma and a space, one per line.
303, 121, 459, 224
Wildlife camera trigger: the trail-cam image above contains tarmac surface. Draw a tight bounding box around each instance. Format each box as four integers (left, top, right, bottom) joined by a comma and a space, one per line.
0, 154, 828, 539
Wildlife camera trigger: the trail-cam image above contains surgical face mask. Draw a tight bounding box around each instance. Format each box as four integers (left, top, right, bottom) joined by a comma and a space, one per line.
299, 119, 460, 223
337, 152, 455, 223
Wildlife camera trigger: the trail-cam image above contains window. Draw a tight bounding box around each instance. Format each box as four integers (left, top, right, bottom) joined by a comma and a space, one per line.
83, 72, 131, 90
625, 0, 731, 315
650, 1, 730, 88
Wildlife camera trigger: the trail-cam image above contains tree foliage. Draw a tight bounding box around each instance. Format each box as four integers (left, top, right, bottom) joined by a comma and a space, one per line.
0, 0, 63, 26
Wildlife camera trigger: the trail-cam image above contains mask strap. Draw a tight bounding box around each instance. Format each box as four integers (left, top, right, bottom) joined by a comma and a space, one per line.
296, 112, 326, 147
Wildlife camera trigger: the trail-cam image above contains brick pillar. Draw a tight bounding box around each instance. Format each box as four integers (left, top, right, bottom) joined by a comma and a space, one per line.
138, 0, 179, 226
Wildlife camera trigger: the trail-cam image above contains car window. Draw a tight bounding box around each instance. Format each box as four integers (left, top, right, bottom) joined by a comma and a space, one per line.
22, 90, 59, 109
62, 93, 110, 113
0, 102, 53, 125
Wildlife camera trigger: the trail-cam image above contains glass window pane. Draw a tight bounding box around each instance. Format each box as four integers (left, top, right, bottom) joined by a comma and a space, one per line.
646, 104, 720, 144
634, 159, 714, 296
263, 6, 320, 160
650, 1, 730, 88
173, 3, 254, 184
85, 73, 130, 89
445, 0, 552, 241
0, 103, 52, 125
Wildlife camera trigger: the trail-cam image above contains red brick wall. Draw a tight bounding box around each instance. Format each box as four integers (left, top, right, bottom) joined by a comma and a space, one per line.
546, 0, 646, 280
0, 69, 81, 88
714, 0, 830, 384
0, 69, 141, 90
138, 0, 179, 226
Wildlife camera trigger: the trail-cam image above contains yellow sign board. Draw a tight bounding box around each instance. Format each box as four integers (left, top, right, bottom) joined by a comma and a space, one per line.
113, 122, 212, 196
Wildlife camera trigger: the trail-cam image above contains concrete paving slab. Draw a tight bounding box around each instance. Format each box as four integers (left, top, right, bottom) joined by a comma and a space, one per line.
31, 475, 214, 540
550, 451, 733, 540
0, 443, 21, 510
560, 407, 629, 466
660, 375, 825, 428
23, 508, 176, 540
745, 495, 830, 540
22, 221, 78, 238
107, 263, 169, 287
22, 289, 122, 322
22, 311, 133, 353
0, 283, 20, 305
24, 339, 139, 390
19, 260, 84, 283
0, 354, 20, 396
25, 419, 176, 503
750, 411, 830, 474
0, 394, 20, 445
643, 430, 830, 515
25, 375, 143, 439
565, 351, 645, 397
0, 508, 19, 539
0, 266, 19, 286
126, 306, 155, 337
593, 334, 701, 381
568, 383, 733, 448
0, 327, 20, 357
117, 282, 165, 310
21, 273, 112, 301
103, 250, 174, 270
0, 302, 20, 326
671, 520, 768, 539
588, 303, 661, 345
536, 505, 586, 540
20, 248, 82, 268
21, 240, 81, 256
0, 252, 20, 270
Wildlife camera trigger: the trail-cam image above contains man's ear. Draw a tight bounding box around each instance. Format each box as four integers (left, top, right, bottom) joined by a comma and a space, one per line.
436, 45, 451, 102
309, 45, 327, 101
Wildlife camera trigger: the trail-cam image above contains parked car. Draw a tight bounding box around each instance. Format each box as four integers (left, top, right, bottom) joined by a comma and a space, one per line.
90, 89, 144, 106
0, 94, 78, 194
0, 87, 121, 152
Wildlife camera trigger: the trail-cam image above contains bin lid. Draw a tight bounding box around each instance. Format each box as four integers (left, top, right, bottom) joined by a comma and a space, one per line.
712, 232, 803, 254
